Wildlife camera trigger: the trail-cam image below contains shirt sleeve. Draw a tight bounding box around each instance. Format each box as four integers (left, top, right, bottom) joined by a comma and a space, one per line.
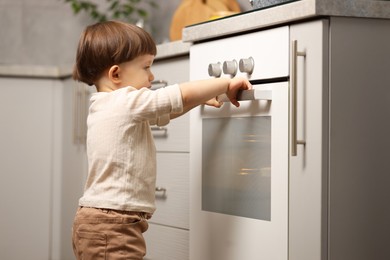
164, 84, 183, 114
148, 84, 183, 126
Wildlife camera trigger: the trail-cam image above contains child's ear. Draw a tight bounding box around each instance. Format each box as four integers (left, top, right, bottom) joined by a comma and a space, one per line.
108, 65, 121, 84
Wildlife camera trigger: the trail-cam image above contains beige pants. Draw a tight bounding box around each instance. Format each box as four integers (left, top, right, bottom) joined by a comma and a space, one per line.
72, 207, 149, 260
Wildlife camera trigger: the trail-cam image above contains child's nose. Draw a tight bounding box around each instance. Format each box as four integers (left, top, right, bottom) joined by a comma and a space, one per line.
149, 72, 155, 82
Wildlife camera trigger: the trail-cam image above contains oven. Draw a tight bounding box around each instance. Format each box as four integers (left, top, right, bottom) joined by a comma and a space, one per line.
189, 26, 290, 260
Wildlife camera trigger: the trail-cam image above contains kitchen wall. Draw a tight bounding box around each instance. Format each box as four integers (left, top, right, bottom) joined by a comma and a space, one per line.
0, 0, 251, 67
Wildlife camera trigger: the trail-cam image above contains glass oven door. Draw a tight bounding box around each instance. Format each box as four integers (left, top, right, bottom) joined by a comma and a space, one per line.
190, 82, 289, 260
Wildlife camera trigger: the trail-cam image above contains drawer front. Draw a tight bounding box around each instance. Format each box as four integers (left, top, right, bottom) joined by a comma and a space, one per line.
151, 153, 189, 229
190, 26, 289, 81
152, 114, 189, 152
144, 223, 189, 260
152, 56, 189, 84
152, 56, 190, 152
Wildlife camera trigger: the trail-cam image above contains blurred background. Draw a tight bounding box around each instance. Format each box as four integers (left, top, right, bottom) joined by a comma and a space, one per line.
0, 0, 252, 67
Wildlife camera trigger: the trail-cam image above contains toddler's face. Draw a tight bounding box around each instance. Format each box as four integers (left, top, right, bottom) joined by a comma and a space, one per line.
118, 54, 155, 89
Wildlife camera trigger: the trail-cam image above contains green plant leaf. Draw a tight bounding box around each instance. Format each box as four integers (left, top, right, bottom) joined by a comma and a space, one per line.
137, 9, 147, 18
63, 0, 157, 23
71, 2, 81, 13
123, 4, 134, 14
109, 0, 119, 11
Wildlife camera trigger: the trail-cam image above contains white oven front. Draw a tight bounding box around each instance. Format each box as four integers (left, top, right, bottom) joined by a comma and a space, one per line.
189, 26, 290, 260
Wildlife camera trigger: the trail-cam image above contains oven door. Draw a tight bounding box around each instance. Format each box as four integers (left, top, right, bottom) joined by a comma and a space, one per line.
190, 82, 288, 260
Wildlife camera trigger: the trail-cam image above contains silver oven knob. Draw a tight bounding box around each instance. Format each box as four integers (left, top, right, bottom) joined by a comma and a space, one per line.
208, 62, 222, 77
223, 60, 238, 76
239, 57, 255, 74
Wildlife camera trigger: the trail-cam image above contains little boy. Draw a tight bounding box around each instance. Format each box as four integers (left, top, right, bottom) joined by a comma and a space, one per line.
71, 20, 251, 260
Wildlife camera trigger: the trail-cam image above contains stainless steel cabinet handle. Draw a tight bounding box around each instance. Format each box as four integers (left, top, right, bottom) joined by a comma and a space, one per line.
150, 126, 168, 132
73, 82, 89, 146
155, 186, 167, 192
150, 126, 168, 137
155, 186, 167, 198
73, 82, 79, 145
291, 40, 306, 156
151, 80, 168, 90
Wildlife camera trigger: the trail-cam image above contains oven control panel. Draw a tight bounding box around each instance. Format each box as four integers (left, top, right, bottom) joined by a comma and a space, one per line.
190, 26, 289, 81
208, 57, 255, 78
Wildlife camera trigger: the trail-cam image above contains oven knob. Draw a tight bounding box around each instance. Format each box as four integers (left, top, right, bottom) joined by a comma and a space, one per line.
208, 62, 222, 77
239, 57, 255, 74
223, 60, 238, 76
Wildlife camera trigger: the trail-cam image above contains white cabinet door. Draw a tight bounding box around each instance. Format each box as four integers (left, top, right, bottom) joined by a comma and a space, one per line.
51, 78, 88, 260
0, 78, 53, 260
0, 77, 87, 260
327, 17, 390, 260
144, 223, 189, 260
152, 57, 190, 152
151, 113, 189, 152
146, 54, 190, 259
289, 19, 329, 260
151, 153, 189, 229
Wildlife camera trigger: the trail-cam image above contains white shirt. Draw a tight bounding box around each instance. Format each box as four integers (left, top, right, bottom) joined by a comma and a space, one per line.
79, 84, 183, 214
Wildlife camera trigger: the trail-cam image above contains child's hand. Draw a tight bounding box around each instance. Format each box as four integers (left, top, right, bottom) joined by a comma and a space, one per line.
204, 97, 223, 108
226, 77, 252, 107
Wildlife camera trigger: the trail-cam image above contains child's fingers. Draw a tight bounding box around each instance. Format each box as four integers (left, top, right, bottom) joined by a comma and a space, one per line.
205, 97, 223, 108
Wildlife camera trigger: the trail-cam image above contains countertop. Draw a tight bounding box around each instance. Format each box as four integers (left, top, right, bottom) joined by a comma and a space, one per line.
182, 0, 390, 42
0, 41, 191, 78
0, 64, 74, 79
156, 41, 191, 60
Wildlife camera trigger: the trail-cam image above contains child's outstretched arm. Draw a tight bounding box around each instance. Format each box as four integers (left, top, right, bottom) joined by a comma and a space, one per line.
179, 77, 252, 110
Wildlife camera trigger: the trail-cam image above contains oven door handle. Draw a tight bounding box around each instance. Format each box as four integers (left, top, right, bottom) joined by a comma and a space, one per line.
217, 89, 272, 102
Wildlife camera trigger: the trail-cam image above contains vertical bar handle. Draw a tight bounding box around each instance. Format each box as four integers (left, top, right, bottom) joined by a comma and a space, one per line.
291, 40, 306, 156
73, 82, 89, 146
73, 83, 81, 145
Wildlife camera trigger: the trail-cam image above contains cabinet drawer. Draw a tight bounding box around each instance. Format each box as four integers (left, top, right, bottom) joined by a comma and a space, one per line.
152, 56, 190, 152
152, 56, 189, 84
151, 153, 189, 229
152, 113, 189, 152
144, 223, 189, 260
190, 26, 289, 81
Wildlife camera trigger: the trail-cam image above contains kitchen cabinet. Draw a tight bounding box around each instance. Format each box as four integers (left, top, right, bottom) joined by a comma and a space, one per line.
144, 50, 191, 260
290, 17, 390, 260
186, 12, 390, 260
289, 18, 329, 260
0, 73, 88, 260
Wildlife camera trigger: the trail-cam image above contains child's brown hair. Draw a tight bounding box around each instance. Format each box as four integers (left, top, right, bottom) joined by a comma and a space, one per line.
73, 20, 157, 86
